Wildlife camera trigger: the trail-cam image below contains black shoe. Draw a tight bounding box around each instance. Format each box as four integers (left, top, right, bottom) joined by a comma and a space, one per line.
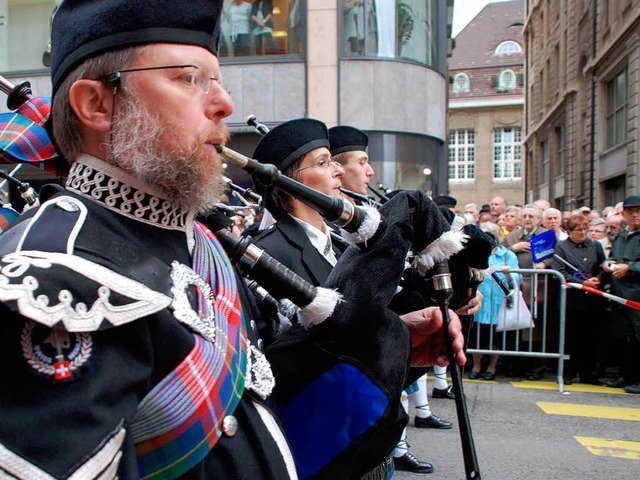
432, 385, 455, 399
602, 377, 626, 388
578, 376, 603, 386
393, 452, 434, 474
623, 383, 640, 394
468, 371, 481, 380
415, 414, 453, 429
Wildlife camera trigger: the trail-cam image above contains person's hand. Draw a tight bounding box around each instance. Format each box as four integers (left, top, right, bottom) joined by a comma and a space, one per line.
500, 265, 511, 273
400, 307, 466, 368
513, 241, 530, 252
456, 290, 483, 316
584, 277, 601, 288
534, 261, 546, 269
612, 263, 629, 278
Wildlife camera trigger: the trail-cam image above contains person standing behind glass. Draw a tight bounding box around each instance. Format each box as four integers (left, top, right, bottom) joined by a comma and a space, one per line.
251, 0, 274, 54
229, 0, 251, 56
287, 0, 305, 54
343, 0, 364, 55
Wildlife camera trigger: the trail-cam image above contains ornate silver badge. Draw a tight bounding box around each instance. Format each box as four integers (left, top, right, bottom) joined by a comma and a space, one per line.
21, 320, 92, 381
245, 343, 275, 400
170, 261, 216, 343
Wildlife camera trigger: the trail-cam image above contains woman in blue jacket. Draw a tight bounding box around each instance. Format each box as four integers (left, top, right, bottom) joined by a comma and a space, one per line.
469, 222, 521, 380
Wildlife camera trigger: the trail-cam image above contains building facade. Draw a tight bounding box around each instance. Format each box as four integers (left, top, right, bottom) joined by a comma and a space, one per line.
0, 0, 454, 203
447, 0, 525, 209
524, 0, 640, 210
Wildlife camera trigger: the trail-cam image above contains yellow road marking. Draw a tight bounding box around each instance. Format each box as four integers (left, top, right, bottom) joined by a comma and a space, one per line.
574, 436, 640, 460
537, 401, 640, 421
511, 380, 627, 394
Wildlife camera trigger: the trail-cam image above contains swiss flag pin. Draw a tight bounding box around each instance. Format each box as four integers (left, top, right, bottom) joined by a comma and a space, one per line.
54, 356, 73, 381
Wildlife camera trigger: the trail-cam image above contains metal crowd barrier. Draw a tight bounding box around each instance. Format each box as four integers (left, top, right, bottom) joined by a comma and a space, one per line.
466, 268, 570, 393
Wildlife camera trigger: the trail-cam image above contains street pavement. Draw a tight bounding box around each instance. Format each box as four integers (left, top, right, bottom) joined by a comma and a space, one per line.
394, 374, 639, 479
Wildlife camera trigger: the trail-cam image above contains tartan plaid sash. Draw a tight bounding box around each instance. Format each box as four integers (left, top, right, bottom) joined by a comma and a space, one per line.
131, 221, 247, 479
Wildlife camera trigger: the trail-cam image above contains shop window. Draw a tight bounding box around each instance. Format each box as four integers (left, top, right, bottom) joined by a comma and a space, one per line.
221, 0, 306, 57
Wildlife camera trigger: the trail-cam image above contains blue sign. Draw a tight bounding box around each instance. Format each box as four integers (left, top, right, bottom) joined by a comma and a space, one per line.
530, 229, 557, 263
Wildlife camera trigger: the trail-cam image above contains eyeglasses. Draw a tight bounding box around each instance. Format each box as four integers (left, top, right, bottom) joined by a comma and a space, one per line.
294, 157, 340, 174
103, 64, 222, 96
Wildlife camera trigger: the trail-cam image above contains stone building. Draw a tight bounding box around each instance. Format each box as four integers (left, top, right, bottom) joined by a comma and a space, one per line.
448, 0, 525, 209
524, 0, 640, 210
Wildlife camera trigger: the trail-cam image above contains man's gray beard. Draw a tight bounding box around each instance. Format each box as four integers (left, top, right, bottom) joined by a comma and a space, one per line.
109, 95, 224, 214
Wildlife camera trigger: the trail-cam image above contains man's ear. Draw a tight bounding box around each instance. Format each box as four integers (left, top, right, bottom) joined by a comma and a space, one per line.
68, 79, 113, 133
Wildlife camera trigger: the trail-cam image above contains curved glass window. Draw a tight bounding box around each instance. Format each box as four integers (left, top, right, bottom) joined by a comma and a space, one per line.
495, 40, 522, 55
341, 0, 441, 69
452, 73, 470, 93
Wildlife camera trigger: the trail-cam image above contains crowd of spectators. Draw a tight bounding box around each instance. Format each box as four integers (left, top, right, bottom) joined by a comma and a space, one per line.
449, 195, 640, 394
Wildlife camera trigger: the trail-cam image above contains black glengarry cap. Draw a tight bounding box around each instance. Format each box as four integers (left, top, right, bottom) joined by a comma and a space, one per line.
328, 125, 368, 156
50, 0, 223, 97
252, 118, 329, 217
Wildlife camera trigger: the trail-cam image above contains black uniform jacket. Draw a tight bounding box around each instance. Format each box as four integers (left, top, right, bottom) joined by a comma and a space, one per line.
252, 213, 336, 286
0, 157, 294, 480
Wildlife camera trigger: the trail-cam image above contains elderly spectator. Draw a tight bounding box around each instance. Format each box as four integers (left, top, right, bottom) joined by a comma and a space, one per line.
599, 215, 624, 259
503, 204, 549, 379
552, 214, 606, 384
503, 205, 546, 263
490, 196, 507, 220
465, 203, 480, 224
543, 208, 568, 241
503, 206, 521, 235
588, 218, 607, 241
606, 214, 625, 238
614, 201, 624, 215
603, 196, 640, 394
534, 199, 550, 213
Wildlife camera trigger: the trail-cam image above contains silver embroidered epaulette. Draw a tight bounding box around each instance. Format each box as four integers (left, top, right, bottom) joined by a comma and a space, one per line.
0, 250, 172, 332
0, 195, 172, 332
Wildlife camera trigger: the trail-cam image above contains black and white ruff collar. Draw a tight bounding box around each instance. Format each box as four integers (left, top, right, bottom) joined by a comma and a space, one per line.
66, 155, 195, 240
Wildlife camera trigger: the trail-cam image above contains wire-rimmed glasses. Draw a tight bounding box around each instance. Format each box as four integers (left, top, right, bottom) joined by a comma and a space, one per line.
103, 64, 221, 96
